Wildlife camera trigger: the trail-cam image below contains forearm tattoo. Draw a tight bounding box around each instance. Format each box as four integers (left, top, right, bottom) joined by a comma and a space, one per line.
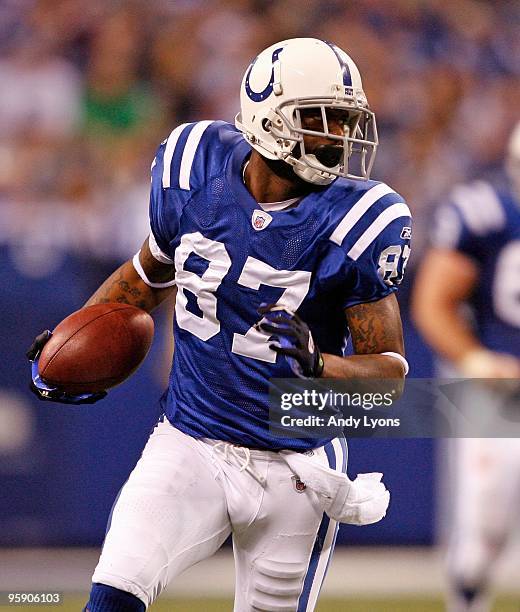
346, 297, 403, 355
86, 265, 150, 310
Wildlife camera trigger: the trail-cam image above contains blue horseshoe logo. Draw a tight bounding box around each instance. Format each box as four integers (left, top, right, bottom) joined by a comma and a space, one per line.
244, 47, 284, 102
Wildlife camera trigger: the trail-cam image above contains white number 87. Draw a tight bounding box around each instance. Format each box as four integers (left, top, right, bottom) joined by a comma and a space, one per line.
378, 244, 411, 286
174, 232, 311, 362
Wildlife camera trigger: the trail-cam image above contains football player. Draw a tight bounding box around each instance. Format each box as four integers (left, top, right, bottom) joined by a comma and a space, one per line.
28, 39, 411, 611
412, 123, 520, 612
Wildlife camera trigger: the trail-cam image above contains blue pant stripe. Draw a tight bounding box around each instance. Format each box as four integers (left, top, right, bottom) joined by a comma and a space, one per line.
339, 436, 348, 473
319, 438, 348, 594
297, 440, 336, 612
324, 440, 337, 471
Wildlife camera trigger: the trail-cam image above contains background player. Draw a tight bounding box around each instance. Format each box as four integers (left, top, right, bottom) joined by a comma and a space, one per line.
412, 122, 520, 612
28, 38, 411, 611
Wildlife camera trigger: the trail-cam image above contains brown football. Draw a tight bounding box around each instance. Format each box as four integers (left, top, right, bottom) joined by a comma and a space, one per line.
38, 303, 154, 394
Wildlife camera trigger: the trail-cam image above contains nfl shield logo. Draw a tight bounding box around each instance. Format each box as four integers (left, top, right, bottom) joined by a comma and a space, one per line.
251, 209, 273, 231
292, 476, 307, 493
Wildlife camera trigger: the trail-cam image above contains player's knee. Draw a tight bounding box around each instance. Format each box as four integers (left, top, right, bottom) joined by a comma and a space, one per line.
248, 557, 307, 611
85, 583, 146, 611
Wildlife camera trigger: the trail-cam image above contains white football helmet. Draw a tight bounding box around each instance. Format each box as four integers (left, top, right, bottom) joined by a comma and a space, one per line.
235, 38, 378, 185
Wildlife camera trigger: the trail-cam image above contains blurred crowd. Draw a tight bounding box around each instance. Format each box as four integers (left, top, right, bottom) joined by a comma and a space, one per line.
0, 0, 519, 264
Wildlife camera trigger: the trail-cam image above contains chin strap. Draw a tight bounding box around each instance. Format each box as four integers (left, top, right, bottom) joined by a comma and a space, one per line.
288, 153, 338, 186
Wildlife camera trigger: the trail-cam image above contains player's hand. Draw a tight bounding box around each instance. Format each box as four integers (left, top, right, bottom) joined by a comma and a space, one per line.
256, 304, 324, 378
458, 349, 520, 397
27, 330, 107, 404
326, 472, 390, 525
458, 349, 520, 379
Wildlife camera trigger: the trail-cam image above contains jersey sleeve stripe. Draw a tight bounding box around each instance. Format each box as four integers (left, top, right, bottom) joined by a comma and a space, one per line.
329, 183, 395, 246
162, 123, 190, 188
451, 181, 505, 235
148, 232, 174, 264
347, 202, 411, 261
179, 120, 215, 190
431, 206, 463, 249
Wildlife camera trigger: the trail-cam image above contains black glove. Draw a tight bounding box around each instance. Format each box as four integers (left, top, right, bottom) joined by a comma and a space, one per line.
27, 330, 107, 404
256, 304, 324, 379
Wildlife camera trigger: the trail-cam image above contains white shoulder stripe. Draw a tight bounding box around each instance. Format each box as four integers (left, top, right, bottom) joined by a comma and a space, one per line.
432, 206, 462, 249
179, 120, 214, 190
451, 185, 484, 234
347, 202, 411, 261
329, 183, 395, 246
451, 181, 505, 235
162, 123, 190, 188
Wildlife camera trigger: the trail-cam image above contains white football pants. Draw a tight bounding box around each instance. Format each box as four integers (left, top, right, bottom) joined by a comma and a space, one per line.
447, 437, 520, 612
92, 418, 348, 611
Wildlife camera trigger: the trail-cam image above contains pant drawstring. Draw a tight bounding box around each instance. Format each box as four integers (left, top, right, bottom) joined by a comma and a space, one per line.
213, 442, 267, 487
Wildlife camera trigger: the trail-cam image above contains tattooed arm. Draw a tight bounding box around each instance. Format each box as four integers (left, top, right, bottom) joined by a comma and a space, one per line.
322, 293, 406, 380
84, 236, 176, 312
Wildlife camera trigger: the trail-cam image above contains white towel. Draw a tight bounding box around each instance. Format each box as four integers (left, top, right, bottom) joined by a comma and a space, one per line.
281, 450, 390, 525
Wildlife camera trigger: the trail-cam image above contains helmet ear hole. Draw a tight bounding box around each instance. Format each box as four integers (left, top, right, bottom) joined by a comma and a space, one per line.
261, 118, 271, 132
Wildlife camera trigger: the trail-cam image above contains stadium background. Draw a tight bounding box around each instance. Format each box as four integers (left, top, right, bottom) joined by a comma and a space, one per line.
0, 0, 518, 609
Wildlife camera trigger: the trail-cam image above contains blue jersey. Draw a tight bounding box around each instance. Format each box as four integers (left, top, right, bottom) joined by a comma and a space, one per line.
432, 180, 520, 356
149, 121, 412, 450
